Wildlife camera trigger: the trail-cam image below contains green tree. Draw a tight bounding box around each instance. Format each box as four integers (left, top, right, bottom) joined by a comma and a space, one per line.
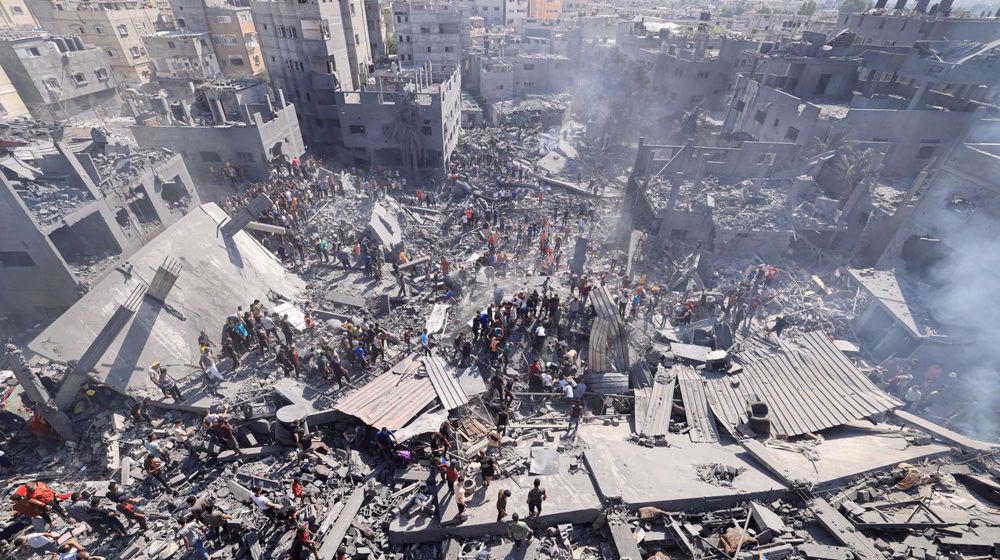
798, 0, 817, 15
838, 0, 870, 14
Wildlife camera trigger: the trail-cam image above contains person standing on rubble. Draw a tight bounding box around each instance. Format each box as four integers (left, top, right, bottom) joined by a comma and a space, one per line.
178, 516, 210, 560
149, 362, 183, 403
527, 478, 547, 519
143, 453, 176, 495
508, 512, 532, 548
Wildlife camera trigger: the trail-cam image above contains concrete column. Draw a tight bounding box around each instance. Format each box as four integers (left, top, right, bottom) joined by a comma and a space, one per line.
147, 258, 182, 302
6, 345, 76, 441
908, 81, 930, 110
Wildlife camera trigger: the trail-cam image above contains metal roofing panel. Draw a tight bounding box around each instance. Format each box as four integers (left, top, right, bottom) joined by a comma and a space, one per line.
333, 353, 436, 430
424, 356, 469, 411
706, 332, 900, 437
677, 366, 720, 444
582, 372, 629, 395
635, 367, 675, 437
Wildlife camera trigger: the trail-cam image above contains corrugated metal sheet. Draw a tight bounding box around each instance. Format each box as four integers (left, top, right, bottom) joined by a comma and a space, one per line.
334, 353, 436, 430
706, 332, 901, 437
589, 285, 630, 372
582, 372, 630, 395
634, 367, 676, 437
588, 318, 612, 373
424, 356, 469, 411
676, 366, 720, 444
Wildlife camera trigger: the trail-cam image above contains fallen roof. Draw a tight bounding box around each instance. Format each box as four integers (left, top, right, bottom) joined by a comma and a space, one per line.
28, 203, 306, 394
706, 331, 901, 438
333, 353, 436, 430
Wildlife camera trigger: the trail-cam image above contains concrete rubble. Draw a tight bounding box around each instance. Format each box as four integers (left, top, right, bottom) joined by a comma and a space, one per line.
0, 3, 999, 560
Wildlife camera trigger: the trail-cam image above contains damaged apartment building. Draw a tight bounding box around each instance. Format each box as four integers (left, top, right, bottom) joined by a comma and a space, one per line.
722, 31, 999, 177
130, 79, 305, 201
0, 118, 198, 326
0, 31, 123, 122
335, 64, 461, 172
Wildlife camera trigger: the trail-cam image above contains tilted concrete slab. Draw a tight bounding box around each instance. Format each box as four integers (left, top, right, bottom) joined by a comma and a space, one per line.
581, 423, 787, 510
28, 203, 305, 396
741, 423, 953, 489
387, 466, 601, 544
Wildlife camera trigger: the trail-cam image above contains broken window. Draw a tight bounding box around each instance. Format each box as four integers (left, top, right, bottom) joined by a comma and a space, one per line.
43, 78, 60, 92
697, 71, 709, 79
231, 57, 245, 66
785, 127, 799, 142
71, 72, 88, 86
422, 126, 432, 136
24, 47, 40, 57
0, 251, 35, 267
94, 25, 107, 35
167, 40, 176, 48
201, 151, 222, 162
916, 146, 936, 159
117, 24, 129, 37
216, 15, 232, 23
49, 212, 123, 264
130, 46, 142, 58
158, 176, 188, 204
237, 152, 254, 162
753, 109, 767, 124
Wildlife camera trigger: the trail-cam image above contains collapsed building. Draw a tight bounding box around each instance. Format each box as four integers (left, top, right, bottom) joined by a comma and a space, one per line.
723, 32, 1000, 177
0, 118, 198, 326
0, 31, 123, 122
130, 79, 305, 201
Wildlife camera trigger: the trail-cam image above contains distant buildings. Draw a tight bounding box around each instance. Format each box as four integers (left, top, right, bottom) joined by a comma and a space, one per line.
143, 30, 223, 79
0, 0, 38, 29
0, 65, 29, 119
250, 0, 372, 154
0, 31, 122, 122
205, 3, 265, 77
392, 0, 463, 68
28, 0, 162, 85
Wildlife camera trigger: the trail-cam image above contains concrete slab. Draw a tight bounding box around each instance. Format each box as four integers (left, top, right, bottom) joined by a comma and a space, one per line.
742, 423, 952, 489
580, 423, 786, 510
387, 464, 601, 544
28, 203, 305, 395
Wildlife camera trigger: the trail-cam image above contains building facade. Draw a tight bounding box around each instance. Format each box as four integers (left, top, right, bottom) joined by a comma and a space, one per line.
131, 80, 304, 201
392, 0, 462, 68
144, 30, 223, 79
335, 66, 461, 172
0, 0, 38, 29
0, 32, 122, 121
0, 65, 29, 118
28, 0, 161, 85
250, 0, 372, 155
206, 4, 264, 76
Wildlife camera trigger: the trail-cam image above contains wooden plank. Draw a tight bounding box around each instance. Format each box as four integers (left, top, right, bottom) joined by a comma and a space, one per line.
318, 486, 366, 558
808, 498, 885, 560
424, 356, 468, 411
608, 519, 643, 560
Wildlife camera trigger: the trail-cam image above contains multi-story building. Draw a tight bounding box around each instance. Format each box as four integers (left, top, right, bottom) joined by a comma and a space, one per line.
206, 3, 264, 76
250, 0, 371, 155
723, 33, 1000, 177
505, 0, 528, 26
838, 2, 1000, 47
471, 0, 504, 28
143, 30, 223, 79
363, 0, 388, 60
0, 118, 198, 325
392, 0, 462, 68
527, 0, 560, 21
0, 65, 29, 119
0, 0, 38, 29
335, 66, 461, 173
0, 31, 122, 121
131, 80, 304, 201
652, 34, 758, 112
28, 0, 161, 85
168, 0, 210, 31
